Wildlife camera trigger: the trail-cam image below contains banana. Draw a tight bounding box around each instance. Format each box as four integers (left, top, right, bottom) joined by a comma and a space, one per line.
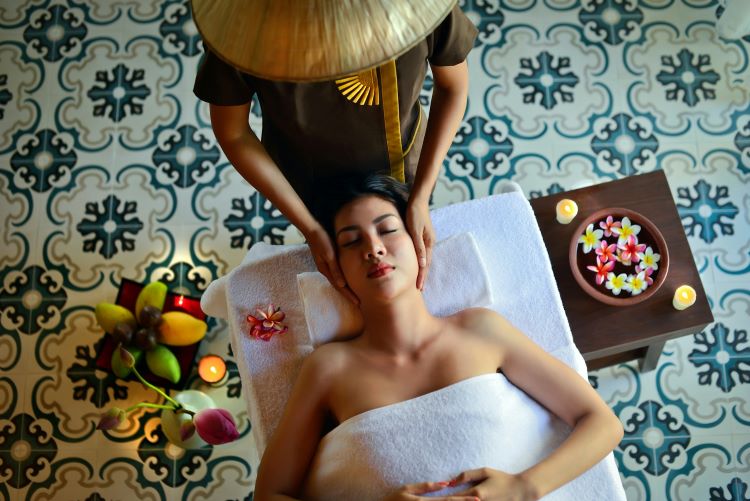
111, 346, 143, 379
135, 281, 168, 320
146, 344, 181, 383
95, 303, 137, 334
157, 311, 207, 346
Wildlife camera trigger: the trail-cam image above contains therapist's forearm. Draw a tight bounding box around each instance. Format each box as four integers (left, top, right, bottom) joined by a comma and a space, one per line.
519, 411, 624, 499
410, 78, 468, 205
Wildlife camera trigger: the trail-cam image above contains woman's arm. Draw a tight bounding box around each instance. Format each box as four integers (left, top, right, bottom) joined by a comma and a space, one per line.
209, 104, 351, 297
456, 310, 624, 500
253, 348, 339, 500
407, 61, 469, 289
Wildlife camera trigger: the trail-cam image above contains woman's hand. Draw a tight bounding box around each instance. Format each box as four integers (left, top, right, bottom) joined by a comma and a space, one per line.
305, 225, 359, 304
448, 468, 539, 501
406, 197, 435, 291
382, 480, 479, 501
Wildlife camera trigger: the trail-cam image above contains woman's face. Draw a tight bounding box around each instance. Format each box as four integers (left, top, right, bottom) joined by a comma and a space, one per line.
334, 195, 418, 302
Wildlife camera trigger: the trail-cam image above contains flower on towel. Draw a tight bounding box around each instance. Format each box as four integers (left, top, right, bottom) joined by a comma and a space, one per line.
247, 304, 288, 341
579, 224, 603, 253
598, 215, 621, 238
637, 246, 660, 271
611, 216, 641, 244
587, 257, 615, 285
595, 240, 617, 263
605, 273, 628, 295
618, 235, 646, 264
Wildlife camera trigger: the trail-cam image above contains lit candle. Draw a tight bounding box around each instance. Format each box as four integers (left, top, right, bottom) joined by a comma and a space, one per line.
672, 285, 696, 310
198, 355, 228, 386
555, 199, 578, 224
177, 295, 185, 307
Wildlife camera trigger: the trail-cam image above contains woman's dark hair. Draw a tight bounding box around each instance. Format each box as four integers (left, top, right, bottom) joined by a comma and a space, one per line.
313, 173, 410, 240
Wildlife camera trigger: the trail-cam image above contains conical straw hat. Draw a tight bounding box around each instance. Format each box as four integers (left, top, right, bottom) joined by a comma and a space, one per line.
191, 0, 456, 82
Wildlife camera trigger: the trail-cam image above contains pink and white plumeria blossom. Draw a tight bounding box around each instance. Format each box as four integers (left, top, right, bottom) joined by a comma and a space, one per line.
595, 240, 617, 263
618, 235, 646, 264
247, 304, 288, 341
599, 215, 621, 238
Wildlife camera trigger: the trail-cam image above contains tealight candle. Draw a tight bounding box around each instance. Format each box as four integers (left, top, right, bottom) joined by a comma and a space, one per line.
198, 355, 228, 386
555, 199, 578, 224
673, 285, 696, 311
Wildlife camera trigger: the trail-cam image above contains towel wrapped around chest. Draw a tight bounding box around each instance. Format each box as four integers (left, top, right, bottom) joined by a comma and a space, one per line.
303, 373, 625, 501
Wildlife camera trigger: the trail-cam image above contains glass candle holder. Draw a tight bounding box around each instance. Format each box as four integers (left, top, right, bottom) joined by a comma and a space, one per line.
198, 355, 228, 386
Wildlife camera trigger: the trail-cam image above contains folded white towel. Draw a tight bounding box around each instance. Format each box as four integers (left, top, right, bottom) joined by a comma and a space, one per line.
303, 373, 625, 501
297, 232, 493, 346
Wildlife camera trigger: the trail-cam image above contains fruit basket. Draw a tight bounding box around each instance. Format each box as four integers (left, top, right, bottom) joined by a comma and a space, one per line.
95, 279, 206, 389
569, 208, 669, 306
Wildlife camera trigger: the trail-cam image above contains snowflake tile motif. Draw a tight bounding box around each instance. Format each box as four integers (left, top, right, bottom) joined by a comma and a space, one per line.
619, 400, 691, 476
160, 1, 201, 57
447, 116, 513, 180
67, 338, 128, 408
578, 0, 644, 45
76, 194, 145, 259
23, 4, 87, 62
0, 74, 11, 119
86, 63, 151, 123
514, 51, 580, 110
460, 0, 504, 47
656, 48, 720, 108
709, 477, 749, 501
676, 179, 739, 244
529, 182, 565, 199
688, 323, 750, 393
153, 261, 210, 297
223, 193, 290, 249
0, 265, 67, 336
590, 113, 658, 177
152, 125, 220, 188
0, 413, 58, 489
10, 129, 77, 193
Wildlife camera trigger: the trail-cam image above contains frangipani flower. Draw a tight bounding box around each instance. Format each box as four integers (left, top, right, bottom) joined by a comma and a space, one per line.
587, 257, 615, 285
616, 248, 631, 267
624, 272, 648, 295
598, 215, 621, 238
637, 246, 660, 271
247, 304, 288, 341
640, 266, 654, 286
578, 224, 603, 254
618, 235, 646, 263
611, 216, 641, 244
605, 273, 628, 295
194, 408, 240, 445
595, 240, 617, 263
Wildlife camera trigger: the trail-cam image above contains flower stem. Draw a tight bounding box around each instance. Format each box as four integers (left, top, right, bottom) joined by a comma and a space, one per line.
175, 408, 196, 417
125, 402, 176, 413
130, 365, 180, 407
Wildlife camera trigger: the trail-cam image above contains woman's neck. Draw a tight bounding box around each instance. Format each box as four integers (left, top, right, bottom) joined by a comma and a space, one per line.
358, 289, 442, 359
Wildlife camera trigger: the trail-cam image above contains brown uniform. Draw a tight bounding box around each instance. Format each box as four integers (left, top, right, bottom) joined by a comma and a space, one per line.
194, 5, 477, 208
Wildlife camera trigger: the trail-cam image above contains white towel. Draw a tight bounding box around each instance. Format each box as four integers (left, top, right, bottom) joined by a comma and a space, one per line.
297, 232, 493, 346
303, 373, 625, 501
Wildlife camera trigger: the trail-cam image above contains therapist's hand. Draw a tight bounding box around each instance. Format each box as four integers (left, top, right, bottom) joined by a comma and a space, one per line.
447, 467, 539, 501
382, 480, 479, 501
305, 225, 359, 305
406, 197, 434, 291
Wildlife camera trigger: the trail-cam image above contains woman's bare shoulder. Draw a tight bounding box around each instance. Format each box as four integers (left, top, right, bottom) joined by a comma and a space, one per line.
302, 341, 355, 385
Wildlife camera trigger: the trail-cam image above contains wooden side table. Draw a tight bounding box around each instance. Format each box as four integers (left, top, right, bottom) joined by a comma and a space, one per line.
529, 171, 714, 372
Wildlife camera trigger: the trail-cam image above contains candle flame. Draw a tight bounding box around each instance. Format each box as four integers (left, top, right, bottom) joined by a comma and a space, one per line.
210, 366, 217, 374
177, 295, 184, 306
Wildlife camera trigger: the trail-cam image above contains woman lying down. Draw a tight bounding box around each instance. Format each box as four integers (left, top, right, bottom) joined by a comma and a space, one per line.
254, 175, 624, 501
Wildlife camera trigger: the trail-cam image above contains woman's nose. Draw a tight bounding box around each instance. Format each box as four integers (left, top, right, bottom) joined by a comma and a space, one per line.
364, 236, 386, 260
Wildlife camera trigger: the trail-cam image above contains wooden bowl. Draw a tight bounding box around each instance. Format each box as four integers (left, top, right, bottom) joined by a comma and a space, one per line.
569, 208, 669, 306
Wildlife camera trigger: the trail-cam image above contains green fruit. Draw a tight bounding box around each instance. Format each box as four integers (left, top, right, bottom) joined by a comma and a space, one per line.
135, 282, 168, 320
146, 344, 181, 383
95, 303, 137, 334
111, 346, 142, 379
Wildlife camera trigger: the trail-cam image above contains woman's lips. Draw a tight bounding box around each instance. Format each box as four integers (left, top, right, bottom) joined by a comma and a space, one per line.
367, 263, 394, 278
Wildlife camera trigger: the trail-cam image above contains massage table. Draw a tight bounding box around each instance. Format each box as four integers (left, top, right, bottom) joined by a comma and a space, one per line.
201, 184, 626, 499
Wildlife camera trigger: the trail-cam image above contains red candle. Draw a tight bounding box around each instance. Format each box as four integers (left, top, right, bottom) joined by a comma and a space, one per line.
198, 355, 227, 385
